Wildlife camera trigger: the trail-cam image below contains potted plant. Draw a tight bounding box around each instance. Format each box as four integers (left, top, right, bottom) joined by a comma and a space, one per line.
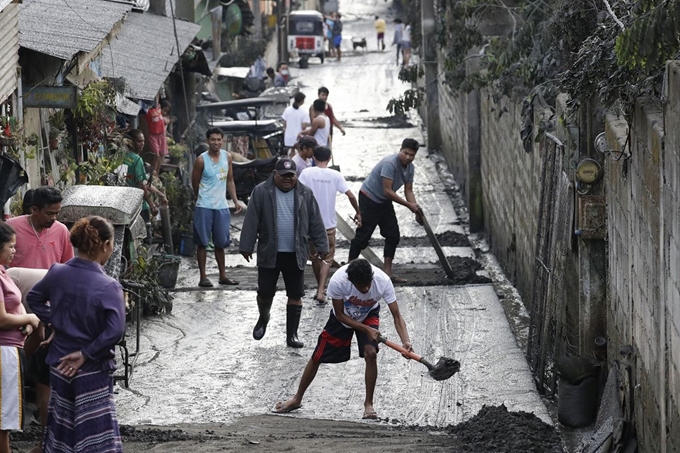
160, 172, 196, 256
167, 142, 187, 165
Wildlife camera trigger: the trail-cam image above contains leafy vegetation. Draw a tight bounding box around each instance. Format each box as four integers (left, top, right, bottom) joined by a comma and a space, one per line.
123, 250, 174, 315
387, 66, 425, 115
160, 172, 195, 235
0, 115, 38, 162
57, 80, 128, 185
390, 0, 680, 120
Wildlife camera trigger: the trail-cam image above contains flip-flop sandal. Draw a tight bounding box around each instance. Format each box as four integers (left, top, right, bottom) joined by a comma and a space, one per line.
198, 278, 213, 288
390, 276, 408, 284
272, 402, 302, 414
362, 409, 378, 420
313, 296, 327, 305
218, 277, 239, 286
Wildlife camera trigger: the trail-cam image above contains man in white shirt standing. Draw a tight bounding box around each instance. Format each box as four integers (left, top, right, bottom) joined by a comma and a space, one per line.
299, 146, 361, 303
281, 92, 310, 156
273, 259, 413, 420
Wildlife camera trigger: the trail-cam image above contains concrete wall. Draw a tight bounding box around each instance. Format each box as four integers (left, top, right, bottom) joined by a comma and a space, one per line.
663, 61, 680, 453
438, 81, 467, 198
478, 92, 543, 303
436, 24, 680, 449
438, 76, 553, 305
604, 62, 680, 452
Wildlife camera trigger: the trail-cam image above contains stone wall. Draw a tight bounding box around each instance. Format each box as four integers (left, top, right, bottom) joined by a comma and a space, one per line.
437, 76, 542, 301
662, 61, 680, 453
604, 63, 680, 452
478, 92, 543, 304
437, 81, 467, 197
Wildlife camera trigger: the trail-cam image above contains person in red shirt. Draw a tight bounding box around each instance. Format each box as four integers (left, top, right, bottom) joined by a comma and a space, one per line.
309, 87, 346, 148
6, 186, 73, 453
146, 98, 172, 176
6, 187, 73, 270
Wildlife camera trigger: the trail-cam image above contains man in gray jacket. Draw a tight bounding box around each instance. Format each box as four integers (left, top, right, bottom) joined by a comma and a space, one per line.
240, 158, 328, 348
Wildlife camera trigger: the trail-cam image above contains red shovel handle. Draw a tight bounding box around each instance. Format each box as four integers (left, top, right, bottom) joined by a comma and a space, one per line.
378, 336, 423, 362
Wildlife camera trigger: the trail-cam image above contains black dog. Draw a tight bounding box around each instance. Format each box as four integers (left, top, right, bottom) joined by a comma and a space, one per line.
352, 37, 367, 50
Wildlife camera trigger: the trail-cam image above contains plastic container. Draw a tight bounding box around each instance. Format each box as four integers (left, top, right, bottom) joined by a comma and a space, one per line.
178, 234, 196, 257
154, 254, 181, 289
557, 376, 599, 427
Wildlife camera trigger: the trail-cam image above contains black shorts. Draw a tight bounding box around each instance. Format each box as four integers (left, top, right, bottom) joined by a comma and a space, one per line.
257, 252, 305, 300
28, 345, 50, 386
311, 307, 380, 363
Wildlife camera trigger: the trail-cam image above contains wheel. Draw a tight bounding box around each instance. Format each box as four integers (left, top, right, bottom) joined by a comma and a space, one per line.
299, 57, 309, 69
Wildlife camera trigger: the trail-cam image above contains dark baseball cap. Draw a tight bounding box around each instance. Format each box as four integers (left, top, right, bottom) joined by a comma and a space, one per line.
275, 158, 297, 175
297, 135, 318, 148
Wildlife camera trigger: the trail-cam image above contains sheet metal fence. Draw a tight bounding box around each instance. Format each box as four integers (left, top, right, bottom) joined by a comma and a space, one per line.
527, 134, 579, 396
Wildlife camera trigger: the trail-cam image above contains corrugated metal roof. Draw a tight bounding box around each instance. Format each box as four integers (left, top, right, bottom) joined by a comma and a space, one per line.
19, 0, 132, 60
100, 12, 200, 101
0, 4, 19, 103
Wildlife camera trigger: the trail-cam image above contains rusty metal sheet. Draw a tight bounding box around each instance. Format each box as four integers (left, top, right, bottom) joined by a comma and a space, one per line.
577, 195, 607, 240
0, 4, 19, 104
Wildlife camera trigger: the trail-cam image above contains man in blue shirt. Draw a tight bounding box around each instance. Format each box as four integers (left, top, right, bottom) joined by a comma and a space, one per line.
191, 128, 243, 288
348, 138, 422, 283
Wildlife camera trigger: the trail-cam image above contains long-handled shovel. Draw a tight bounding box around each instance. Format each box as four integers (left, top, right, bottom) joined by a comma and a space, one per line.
378, 336, 460, 381
418, 210, 456, 280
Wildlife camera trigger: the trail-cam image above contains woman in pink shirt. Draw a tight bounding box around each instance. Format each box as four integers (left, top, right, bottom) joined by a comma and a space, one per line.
0, 222, 40, 453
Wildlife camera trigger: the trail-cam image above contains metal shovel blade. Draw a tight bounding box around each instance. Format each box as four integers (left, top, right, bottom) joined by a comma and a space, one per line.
379, 336, 460, 381
421, 357, 461, 381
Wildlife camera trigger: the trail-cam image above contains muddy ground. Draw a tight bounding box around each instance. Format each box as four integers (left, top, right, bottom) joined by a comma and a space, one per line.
12, 404, 561, 452
7, 1, 571, 451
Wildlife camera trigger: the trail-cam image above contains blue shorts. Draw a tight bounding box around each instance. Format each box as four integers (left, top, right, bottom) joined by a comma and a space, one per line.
333, 35, 342, 48
401, 41, 412, 50
193, 207, 231, 248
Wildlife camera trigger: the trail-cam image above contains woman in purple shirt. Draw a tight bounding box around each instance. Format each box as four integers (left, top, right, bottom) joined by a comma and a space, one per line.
27, 216, 125, 453
0, 222, 40, 453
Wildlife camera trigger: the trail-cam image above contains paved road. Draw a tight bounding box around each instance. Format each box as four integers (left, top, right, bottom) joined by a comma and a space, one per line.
113, 0, 551, 430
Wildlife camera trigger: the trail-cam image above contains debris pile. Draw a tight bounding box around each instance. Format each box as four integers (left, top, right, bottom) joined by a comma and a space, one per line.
449, 404, 562, 453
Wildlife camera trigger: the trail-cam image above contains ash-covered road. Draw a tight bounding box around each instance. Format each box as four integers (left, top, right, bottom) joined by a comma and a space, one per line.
110, 0, 551, 443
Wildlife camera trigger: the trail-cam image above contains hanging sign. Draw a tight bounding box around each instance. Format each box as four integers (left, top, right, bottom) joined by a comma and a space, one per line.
23, 86, 77, 109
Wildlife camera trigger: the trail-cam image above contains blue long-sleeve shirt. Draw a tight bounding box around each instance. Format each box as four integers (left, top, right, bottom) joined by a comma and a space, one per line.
27, 257, 126, 372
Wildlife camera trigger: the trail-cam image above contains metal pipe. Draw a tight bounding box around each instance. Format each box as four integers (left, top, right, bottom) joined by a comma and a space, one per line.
544, 132, 564, 148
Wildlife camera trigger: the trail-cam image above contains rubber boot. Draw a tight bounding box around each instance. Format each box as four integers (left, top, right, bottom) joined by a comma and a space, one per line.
253, 298, 273, 340
286, 305, 304, 348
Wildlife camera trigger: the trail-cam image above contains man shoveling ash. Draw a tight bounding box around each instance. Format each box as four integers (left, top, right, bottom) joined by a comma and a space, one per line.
348, 138, 422, 283
273, 259, 413, 419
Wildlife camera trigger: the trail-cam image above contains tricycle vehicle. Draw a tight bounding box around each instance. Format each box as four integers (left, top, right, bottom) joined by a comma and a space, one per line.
210, 119, 286, 159
288, 10, 326, 65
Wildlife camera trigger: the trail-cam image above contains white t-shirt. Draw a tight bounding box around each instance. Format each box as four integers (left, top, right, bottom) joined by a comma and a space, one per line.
327, 264, 396, 325
298, 166, 349, 228
281, 105, 310, 147
292, 153, 312, 176
402, 24, 412, 43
